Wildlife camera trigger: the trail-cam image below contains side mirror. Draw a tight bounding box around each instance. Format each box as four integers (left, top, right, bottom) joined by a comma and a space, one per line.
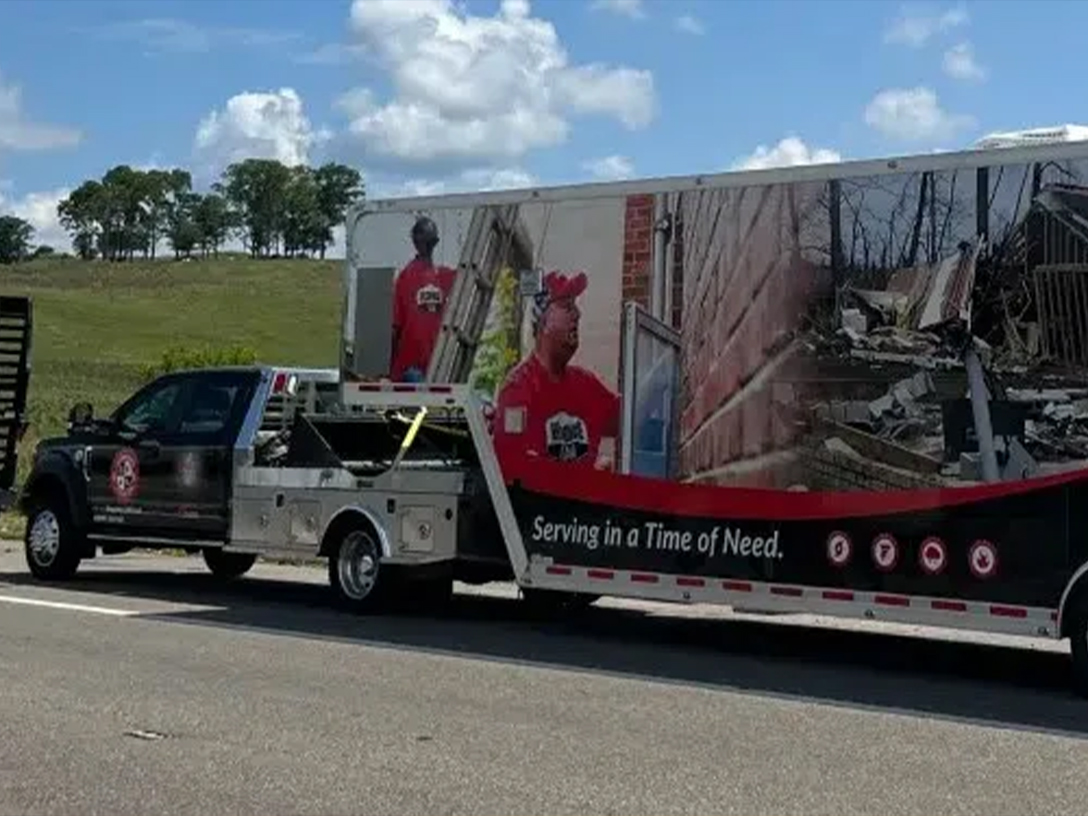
67, 402, 94, 428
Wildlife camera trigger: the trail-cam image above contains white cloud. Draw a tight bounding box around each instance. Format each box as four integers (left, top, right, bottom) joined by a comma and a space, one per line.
371, 166, 537, 198
583, 154, 634, 180
942, 41, 986, 82
90, 17, 300, 54
590, 0, 646, 20
884, 4, 968, 47
674, 15, 705, 35
0, 186, 72, 251
863, 87, 974, 141
337, 0, 655, 165
0, 72, 82, 152
193, 88, 331, 177
731, 137, 842, 171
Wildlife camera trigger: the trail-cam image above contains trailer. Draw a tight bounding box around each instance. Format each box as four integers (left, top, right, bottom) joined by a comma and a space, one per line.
0, 295, 32, 513
18, 138, 1088, 697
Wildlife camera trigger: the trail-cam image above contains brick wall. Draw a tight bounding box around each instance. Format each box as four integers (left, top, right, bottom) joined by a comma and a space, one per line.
622, 195, 654, 309
675, 181, 831, 488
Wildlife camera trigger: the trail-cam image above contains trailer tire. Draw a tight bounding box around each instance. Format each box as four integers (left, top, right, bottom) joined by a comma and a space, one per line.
23, 491, 82, 581
327, 524, 390, 614
202, 548, 257, 580
1065, 589, 1088, 699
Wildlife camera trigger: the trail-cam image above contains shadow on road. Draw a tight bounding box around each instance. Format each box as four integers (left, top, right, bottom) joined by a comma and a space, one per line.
2, 561, 1085, 738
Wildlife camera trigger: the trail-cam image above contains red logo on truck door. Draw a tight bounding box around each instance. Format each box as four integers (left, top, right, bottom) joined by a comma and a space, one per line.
109, 448, 140, 504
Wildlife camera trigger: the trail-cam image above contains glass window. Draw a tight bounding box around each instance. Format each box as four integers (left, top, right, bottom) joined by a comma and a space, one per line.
117, 381, 184, 434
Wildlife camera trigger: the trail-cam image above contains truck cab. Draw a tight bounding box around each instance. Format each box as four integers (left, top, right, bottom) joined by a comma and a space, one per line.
18, 365, 266, 579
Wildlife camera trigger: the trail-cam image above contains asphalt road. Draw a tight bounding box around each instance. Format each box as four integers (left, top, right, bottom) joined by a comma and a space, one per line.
1, 544, 1087, 816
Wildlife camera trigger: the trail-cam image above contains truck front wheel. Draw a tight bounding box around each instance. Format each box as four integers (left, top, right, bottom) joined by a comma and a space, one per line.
328, 525, 390, 614
24, 494, 82, 581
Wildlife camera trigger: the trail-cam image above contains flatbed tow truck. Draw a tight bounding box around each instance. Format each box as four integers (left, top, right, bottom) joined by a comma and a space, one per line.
15, 138, 1088, 697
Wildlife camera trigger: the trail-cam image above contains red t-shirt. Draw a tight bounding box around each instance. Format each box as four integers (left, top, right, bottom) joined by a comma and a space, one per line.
390, 257, 456, 380
492, 353, 621, 473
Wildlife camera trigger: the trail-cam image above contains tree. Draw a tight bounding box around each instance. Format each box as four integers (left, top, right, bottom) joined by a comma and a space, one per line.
0, 215, 34, 264
56, 157, 365, 262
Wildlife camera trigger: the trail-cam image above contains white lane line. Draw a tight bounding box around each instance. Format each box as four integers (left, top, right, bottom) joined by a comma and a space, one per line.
0, 593, 139, 616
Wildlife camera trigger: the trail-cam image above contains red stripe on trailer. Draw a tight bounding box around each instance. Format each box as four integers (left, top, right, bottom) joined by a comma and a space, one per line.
722, 580, 753, 592
630, 573, 659, 583
771, 586, 803, 597
392, 384, 417, 392
990, 604, 1027, 618
875, 594, 910, 607
677, 576, 705, 587
545, 565, 571, 576
587, 569, 614, 580
356, 383, 380, 392
823, 590, 854, 602
429, 385, 453, 393
931, 599, 967, 612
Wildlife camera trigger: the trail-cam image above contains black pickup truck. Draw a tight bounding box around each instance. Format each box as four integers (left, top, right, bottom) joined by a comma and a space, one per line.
17, 364, 266, 581
0, 295, 32, 514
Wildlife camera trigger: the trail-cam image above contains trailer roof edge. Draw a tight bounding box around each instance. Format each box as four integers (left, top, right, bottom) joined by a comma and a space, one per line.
354, 141, 1088, 215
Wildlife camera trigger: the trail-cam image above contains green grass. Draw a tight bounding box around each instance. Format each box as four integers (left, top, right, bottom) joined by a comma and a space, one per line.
1, 253, 344, 539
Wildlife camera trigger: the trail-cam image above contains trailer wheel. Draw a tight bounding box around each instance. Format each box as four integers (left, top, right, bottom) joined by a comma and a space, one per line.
328, 525, 389, 613
1066, 589, 1088, 699
202, 548, 257, 580
23, 492, 82, 581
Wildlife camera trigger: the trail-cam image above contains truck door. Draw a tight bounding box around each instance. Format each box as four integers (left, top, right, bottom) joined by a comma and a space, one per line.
87, 370, 258, 542
87, 373, 191, 535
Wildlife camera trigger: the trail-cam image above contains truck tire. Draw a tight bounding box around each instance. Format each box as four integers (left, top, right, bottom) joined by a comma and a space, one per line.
327, 524, 390, 614
23, 492, 82, 581
202, 548, 257, 580
1066, 589, 1088, 699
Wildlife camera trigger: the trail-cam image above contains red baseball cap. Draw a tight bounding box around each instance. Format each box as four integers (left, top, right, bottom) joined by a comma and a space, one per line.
540, 270, 587, 302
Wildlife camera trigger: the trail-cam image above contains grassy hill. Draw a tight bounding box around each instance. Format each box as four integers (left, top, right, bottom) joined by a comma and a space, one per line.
1, 254, 344, 537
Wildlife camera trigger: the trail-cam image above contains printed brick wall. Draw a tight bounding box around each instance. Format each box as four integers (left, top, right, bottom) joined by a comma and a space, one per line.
675, 181, 831, 488
622, 195, 654, 310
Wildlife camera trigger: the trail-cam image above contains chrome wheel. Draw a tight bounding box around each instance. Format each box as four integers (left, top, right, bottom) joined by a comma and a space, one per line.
337, 530, 380, 601
27, 510, 60, 567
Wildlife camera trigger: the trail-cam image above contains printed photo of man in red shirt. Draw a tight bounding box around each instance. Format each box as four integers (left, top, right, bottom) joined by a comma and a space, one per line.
390, 216, 457, 382
491, 270, 621, 472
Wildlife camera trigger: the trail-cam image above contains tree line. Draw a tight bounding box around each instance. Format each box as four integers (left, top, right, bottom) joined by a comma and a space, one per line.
0, 158, 365, 264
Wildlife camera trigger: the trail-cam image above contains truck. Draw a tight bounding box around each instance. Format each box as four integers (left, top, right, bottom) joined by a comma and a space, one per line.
17, 137, 1088, 697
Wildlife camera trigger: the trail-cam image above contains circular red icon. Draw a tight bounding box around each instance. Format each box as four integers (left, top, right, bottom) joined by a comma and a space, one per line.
968, 539, 998, 579
918, 536, 947, 575
871, 533, 899, 572
109, 448, 140, 504
827, 530, 852, 567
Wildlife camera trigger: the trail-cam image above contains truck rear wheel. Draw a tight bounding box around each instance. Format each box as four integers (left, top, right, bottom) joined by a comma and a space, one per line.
328, 525, 390, 613
24, 493, 82, 581
1066, 589, 1088, 699
202, 548, 257, 580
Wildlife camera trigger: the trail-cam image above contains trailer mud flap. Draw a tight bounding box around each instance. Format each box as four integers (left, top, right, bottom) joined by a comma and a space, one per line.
502, 457, 1088, 611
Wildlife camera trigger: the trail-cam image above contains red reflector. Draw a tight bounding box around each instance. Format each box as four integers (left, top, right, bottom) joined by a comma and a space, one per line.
990, 605, 1027, 618
630, 573, 659, 583
545, 565, 571, 576
931, 599, 967, 612
874, 594, 910, 607
822, 590, 853, 601
271, 372, 287, 393
587, 569, 614, 580
677, 576, 705, 587
722, 580, 752, 592
429, 385, 453, 393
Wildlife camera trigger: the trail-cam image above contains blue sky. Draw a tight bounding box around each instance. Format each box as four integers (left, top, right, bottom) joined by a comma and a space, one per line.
0, 0, 1083, 252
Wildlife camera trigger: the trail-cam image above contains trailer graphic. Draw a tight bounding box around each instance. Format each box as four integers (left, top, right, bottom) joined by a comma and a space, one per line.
17, 139, 1088, 698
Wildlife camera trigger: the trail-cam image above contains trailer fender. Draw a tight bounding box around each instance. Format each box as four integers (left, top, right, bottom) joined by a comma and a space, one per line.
1057, 561, 1088, 638
318, 506, 392, 560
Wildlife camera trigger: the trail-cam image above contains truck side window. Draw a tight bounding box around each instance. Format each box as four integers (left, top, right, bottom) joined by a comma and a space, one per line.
179, 384, 238, 435
118, 381, 184, 435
